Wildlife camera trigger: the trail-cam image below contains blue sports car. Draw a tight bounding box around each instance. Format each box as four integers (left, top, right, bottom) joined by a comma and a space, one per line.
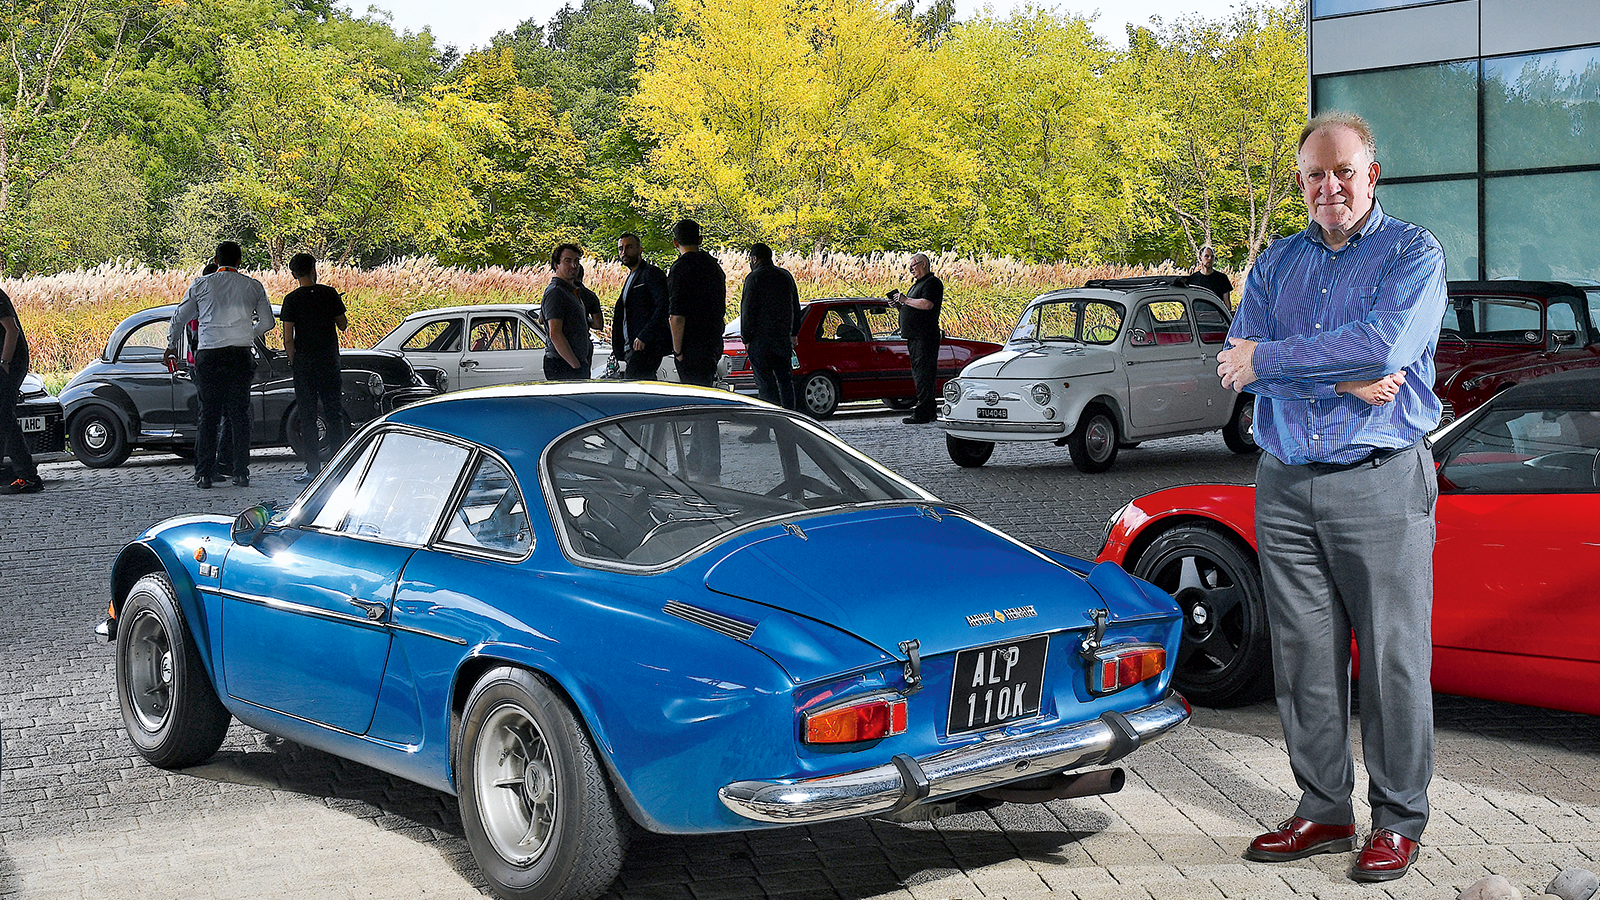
100, 383, 1189, 900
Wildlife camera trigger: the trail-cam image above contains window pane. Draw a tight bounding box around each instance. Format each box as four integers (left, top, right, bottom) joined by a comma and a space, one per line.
1439, 408, 1600, 493
518, 321, 545, 351
118, 321, 171, 361
343, 433, 470, 544
1485, 47, 1600, 171
1194, 300, 1231, 344
403, 319, 461, 352
1312, 0, 1445, 16
441, 456, 532, 555
1377, 180, 1479, 280
469, 318, 517, 352
1485, 172, 1600, 282
1315, 63, 1478, 178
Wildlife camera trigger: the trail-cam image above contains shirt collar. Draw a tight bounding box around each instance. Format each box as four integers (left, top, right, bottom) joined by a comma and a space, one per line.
1307, 199, 1386, 249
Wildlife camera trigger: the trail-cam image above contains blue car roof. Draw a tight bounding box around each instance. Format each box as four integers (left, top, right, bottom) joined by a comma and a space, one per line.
385, 383, 769, 461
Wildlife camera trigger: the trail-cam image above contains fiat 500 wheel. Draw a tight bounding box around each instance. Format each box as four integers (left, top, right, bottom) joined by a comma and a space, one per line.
1223, 394, 1258, 454
115, 573, 232, 768
1066, 404, 1119, 473
1132, 524, 1274, 706
801, 373, 841, 418
458, 667, 627, 900
946, 434, 994, 467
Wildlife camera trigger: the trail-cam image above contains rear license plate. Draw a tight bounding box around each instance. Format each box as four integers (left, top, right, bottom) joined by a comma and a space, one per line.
948, 635, 1048, 735
19, 416, 44, 433
976, 407, 1008, 419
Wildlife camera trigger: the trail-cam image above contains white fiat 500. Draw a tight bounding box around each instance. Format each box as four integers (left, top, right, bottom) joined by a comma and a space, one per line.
940, 277, 1257, 472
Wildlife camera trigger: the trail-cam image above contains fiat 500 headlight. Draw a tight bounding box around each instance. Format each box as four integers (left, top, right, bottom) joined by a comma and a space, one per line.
1030, 382, 1051, 405
943, 380, 962, 404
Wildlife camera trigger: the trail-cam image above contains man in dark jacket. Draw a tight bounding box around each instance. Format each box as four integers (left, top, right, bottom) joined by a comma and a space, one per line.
888, 252, 943, 424
667, 219, 726, 477
615, 232, 671, 379
739, 243, 802, 429
0, 286, 42, 493
280, 252, 348, 483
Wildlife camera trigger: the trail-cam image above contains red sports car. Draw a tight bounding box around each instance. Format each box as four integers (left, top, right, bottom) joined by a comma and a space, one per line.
721, 297, 1002, 417
1436, 280, 1600, 422
1096, 369, 1600, 713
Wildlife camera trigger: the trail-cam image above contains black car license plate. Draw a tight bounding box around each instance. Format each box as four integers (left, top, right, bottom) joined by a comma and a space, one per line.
19, 416, 44, 433
948, 636, 1048, 735
976, 407, 1008, 419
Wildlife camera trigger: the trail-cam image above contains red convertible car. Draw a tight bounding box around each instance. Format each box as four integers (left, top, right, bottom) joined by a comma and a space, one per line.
1436, 280, 1600, 422
1096, 369, 1600, 713
722, 297, 1002, 417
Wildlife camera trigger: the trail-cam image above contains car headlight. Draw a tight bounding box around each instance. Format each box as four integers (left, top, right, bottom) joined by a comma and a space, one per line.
1030, 382, 1051, 405
368, 372, 385, 396
943, 380, 962, 404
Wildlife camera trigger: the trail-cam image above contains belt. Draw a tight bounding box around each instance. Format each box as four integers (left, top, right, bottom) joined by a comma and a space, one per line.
1303, 442, 1419, 475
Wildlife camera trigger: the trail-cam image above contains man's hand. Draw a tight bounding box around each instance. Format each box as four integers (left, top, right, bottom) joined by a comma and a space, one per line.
1336, 371, 1406, 406
632, 338, 645, 352
162, 347, 179, 372
1216, 339, 1258, 392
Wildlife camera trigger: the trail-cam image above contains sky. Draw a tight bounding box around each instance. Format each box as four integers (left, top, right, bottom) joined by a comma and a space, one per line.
336, 0, 1245, 54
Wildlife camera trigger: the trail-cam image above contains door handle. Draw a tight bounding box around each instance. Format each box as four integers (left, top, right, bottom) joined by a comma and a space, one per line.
348, 597, 387, 621
461, 360, 479, 369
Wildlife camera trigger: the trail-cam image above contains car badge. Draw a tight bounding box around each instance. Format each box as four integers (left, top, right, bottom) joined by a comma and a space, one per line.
966, 605, 1038, 627
984, 391, 1000, 406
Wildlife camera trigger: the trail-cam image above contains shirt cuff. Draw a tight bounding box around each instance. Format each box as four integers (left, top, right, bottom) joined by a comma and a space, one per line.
1250, 341, 1284, 381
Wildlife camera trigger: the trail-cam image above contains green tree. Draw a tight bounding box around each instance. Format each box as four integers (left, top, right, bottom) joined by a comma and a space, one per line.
20, 137, 149, 272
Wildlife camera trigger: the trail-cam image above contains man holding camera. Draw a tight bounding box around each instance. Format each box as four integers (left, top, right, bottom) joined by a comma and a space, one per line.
888, 253, 943, 424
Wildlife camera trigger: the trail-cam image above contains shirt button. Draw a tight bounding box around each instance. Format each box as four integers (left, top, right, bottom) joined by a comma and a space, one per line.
1312, 433, 1321, 440
1322, 288, 1328, 293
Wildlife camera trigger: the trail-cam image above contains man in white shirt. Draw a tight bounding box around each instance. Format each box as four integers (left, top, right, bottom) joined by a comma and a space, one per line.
164, 241, 275, 488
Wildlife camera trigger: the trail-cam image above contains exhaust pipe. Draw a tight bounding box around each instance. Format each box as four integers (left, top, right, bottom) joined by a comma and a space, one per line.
979, 767, 1125, 804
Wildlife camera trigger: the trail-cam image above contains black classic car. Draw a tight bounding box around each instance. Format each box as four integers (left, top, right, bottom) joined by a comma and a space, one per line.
60, 305, 438, 468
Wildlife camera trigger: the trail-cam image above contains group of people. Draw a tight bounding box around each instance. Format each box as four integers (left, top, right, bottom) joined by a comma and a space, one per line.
162, 241, 348, 488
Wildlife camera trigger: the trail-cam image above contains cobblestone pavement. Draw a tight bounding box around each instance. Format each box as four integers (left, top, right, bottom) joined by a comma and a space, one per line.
3, 409, 1598, 900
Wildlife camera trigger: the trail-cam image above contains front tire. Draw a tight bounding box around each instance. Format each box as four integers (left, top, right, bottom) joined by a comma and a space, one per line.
458, 667, 627, 900
1066, 404, 1119, 473
1223, 394, 1258, 454
1131, 524, 1273, 706
115, 573, 231, 768
69, 406, 132, 468
801, 372, 841, 418
883, 397, 916, 411
946, 434, 994, 467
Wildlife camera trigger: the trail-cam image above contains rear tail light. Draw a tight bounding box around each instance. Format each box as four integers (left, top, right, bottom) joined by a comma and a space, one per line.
1087, 643, 1166, 695
803, 697, 908, 744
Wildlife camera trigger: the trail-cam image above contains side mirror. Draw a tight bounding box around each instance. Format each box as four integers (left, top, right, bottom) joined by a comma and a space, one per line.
1546, 331, 1574, 352
231, 503, 277, 546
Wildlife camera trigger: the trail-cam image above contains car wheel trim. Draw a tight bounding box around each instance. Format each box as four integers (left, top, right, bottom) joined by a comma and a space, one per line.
476, 699, 559, 866
124, 608, 174, 734
82, 418, 111, 452
1085, 416, 1115, 462
1158, 552, 1249, 676
804, 375, 838, 416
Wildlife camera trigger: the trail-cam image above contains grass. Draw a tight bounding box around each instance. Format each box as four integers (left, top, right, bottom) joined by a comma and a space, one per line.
4, 254, 1188, 392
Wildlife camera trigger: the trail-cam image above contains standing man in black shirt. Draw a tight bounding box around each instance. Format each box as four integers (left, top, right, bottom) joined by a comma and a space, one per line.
280, 253, 348, 483
739, 242, 802, 428
543, 243, 592, 381
615, 232, 671, 380
1190, 245, 1234, 305
0, 287, 42, 493
888, 252, 943, 424
667, 219, 726, 476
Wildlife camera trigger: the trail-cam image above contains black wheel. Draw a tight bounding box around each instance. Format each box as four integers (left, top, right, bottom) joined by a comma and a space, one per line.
285, 406, 339, 460
1066, 404, 1119, 473
458, 667, 627, 900
883, 397, 916, 411
1132, 524, 1274, 707
801, 372, 841, 418
946, 434, 994, 468
1223, 394, 1258, 454
69, 406, 132, 468
114, 573, 232, 768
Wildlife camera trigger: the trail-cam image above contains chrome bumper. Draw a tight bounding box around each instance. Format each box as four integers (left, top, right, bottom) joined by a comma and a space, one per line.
719, 692, 1188, 824
940, 417, 1066, 434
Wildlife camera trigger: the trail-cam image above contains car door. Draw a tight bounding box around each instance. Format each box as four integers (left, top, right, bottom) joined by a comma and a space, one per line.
459, 313, 545, 390
1192, 296, 1240, 427
397, 315, 467, 390
861, 303, 912, 396
1124, 297, 1206, 430
109, 318, 183, 438
218, 430, 472, 734
811, 305, 875, 399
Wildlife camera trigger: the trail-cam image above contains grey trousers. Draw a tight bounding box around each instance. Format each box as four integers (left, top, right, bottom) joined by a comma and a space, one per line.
1255, 443, 1437, 841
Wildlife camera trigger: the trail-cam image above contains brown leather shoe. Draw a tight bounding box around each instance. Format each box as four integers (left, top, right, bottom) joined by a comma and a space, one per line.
1351, 829, 1419, 882
1243, 817, 1358, 862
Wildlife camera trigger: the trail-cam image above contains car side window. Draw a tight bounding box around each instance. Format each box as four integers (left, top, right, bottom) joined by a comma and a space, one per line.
1439, 409, 1600, 493
469, 318, 517, 353
518, 320, 546, 351
1547, 299, 1584, 347
117, 321, 171, 362
1194, 299, 1230, 344
404, 319, 463, 353
862, 305, 900, 340
1139, 300, 1193, 345
817, 308, 867, 342
440, 455, 532, 556
335, 432, 471, 544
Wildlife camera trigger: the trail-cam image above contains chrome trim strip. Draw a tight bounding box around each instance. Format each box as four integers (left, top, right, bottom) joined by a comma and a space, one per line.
719, 692, 1188, 824
938, 419, 1067, 434
387, 621, 470, 646
663, 601, 757, 641
200, 585, 467, 644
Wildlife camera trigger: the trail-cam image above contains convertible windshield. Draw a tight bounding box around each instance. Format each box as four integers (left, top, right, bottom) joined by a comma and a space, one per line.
547, 409, 927, 566
1009, 299, 1125, 345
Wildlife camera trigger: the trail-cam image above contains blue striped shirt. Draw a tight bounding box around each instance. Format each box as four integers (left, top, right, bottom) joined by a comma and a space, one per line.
1228, 201, 1448, 465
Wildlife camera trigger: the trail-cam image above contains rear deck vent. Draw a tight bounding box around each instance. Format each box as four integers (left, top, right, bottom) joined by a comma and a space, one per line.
664, 601, 757, 641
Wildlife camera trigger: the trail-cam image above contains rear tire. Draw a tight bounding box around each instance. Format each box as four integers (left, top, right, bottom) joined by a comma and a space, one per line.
1223, 394, 1258, 454
1066, 404, 1119, 473
115, 573, 231, 768
884, 398, 916, 411
458, 667, 627, 900
1131, 524, 1274, 706
946, 434, 994, 468
801, 372, 841, 418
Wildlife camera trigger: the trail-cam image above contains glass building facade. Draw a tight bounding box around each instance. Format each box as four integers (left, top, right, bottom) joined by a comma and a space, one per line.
1308, 0, 1600, 282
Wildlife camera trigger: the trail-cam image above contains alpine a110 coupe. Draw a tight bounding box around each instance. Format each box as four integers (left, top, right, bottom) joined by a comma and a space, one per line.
100, 383, 1188, 900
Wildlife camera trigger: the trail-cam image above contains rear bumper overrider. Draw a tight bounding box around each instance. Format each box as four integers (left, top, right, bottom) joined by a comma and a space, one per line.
720, 691, 1188, 824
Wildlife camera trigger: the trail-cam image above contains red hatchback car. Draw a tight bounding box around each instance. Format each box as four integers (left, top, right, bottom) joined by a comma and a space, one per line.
1436, 280, 1600, 422
1095, 369, 1600, 714
721, 297, 1002, 417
